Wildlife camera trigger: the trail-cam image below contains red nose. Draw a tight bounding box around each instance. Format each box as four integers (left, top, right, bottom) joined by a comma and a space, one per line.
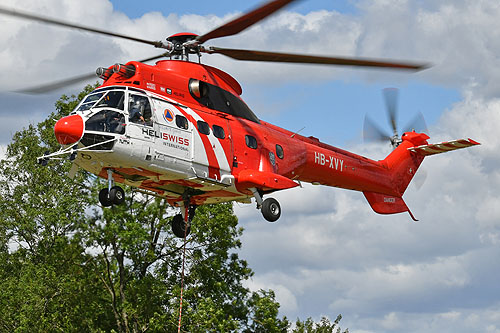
54, 115, 84, 145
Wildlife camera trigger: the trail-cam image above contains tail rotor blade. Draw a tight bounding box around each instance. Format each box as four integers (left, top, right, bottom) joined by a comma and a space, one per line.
363, 115, 392, 143
403, 111, 429, 135
412, 167, 427, 190
383, 88, 399, 136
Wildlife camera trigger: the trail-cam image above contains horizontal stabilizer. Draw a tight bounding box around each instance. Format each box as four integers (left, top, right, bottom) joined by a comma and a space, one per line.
363, 191, 417, 221
408, 138, 479, 156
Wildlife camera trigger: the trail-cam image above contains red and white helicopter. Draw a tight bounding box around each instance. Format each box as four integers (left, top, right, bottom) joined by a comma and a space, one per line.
1, 0, 479, 237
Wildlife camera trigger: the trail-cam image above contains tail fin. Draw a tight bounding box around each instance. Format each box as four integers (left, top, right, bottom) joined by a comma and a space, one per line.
381, 132, 428, 196
364, 132, 479, 220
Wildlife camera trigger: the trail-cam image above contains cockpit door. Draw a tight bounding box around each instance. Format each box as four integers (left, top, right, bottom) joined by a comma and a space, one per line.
125, 92, 155, 160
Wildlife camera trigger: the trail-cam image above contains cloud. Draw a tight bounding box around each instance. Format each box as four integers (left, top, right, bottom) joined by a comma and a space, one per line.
1, 1, 500, 332
356, 0, 500, 97
238, 90, 500, 331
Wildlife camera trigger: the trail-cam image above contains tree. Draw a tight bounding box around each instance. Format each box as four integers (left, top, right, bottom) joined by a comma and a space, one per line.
292, 315, 349, 333
0, 84, 348, 332
0, 84, 291, 332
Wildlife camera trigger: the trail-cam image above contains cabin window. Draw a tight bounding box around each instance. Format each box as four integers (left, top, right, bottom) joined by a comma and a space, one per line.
197, 120, 210, 135
213, 125, 225, 139
85, 110, 125, 134
245, 135, 258, 149
176, 115, 189, 130
128, 94, 152, 126
276, 144, 284, 159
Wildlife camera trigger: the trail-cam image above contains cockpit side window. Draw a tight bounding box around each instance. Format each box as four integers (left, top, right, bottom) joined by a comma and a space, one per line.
128, 94, 152, 126
95, 91, 125, 110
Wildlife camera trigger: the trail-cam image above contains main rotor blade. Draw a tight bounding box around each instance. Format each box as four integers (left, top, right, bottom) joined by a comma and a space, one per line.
0, 6, 167, 48
363, 115, 392, 143
205, 47, 429, 70
383, 88, 399, 136
17, 73, 97, 94
402, 112, 429, 135
196, 0, 298, 44
15, 54, 167, 94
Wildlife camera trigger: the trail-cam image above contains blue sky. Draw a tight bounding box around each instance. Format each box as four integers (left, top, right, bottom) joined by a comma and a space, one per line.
1, 1, 499, 332
109, 0, 458, 143
111, 0, 358, 18
108, 0, 461, 150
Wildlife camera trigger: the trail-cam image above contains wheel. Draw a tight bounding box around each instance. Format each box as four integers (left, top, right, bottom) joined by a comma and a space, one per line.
109, 186, 125, 205
98, 188, 113, 207
261, 197, 281, 222
171, 214, 191, 238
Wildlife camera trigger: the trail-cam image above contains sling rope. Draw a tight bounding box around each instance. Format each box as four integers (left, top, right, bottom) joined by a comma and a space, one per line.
177, 217, 188, 332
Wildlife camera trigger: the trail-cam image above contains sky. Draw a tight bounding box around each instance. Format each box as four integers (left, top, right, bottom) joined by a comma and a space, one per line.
1, 0, 499, 332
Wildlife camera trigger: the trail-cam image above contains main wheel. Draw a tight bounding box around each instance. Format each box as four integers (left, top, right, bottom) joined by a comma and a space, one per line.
109, 186, 125, 205
98, 188, 113, 207
172, 214, 191, 238
261, 197, 281, 222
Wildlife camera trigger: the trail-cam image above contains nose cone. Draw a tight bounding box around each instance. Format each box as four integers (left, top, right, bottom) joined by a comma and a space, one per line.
54, 115, 84, 145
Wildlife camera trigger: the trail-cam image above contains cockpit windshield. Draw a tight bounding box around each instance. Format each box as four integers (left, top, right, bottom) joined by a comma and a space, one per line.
76, 90, 125, 112
85, 110, 126, 134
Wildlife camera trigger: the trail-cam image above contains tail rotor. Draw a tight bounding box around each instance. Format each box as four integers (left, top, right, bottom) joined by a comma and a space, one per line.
363, 88, 428, 150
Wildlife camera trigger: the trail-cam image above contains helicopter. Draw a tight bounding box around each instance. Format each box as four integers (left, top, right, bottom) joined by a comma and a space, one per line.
0, 0, 479, 238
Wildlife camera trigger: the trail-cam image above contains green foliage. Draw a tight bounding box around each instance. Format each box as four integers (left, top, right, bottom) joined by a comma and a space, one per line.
0, 84, 348, 332
244, 290, 290, 333
292, 315, 349, 333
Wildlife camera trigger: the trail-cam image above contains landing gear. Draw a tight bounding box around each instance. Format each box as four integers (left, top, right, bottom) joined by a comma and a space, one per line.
109, 186, 125, 205
99, 188, 113, 207
261, 197, 281, 222
99, 186, 125, 206
171, 214, 191, 238
99, 169, 125, 207
171, 198, 197, 238
250, 187, 282, 222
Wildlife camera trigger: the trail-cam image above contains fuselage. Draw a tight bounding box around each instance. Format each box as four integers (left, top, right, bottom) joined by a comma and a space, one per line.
56, 59, 399, 207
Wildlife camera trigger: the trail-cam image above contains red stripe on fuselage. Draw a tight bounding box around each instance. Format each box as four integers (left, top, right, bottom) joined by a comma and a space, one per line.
173, 105, 220, 179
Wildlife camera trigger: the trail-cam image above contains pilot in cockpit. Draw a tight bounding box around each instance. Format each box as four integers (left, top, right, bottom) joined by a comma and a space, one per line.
129, 97, 145, 123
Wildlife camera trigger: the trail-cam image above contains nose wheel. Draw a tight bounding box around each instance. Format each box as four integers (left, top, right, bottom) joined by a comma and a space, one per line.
99, 169, 125, 207
99, 186, 125, 206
